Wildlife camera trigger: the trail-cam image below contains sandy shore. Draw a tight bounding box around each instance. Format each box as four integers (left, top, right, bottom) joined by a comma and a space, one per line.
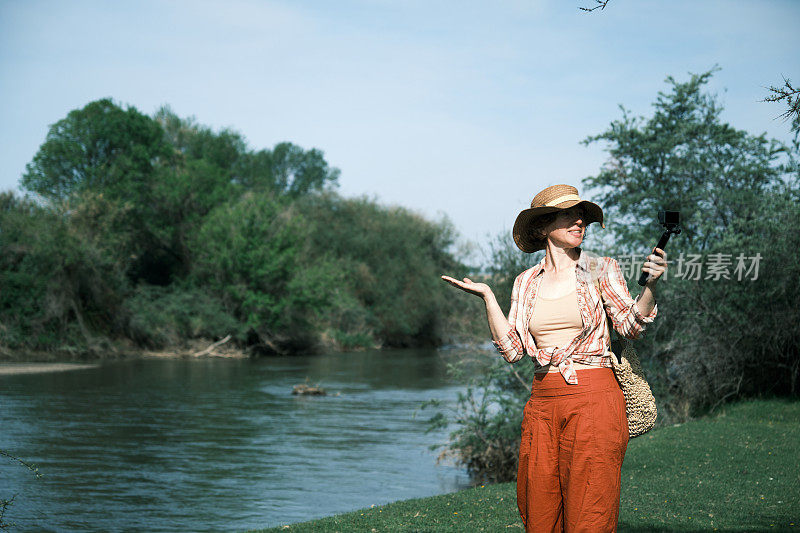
0, 363, 99, 376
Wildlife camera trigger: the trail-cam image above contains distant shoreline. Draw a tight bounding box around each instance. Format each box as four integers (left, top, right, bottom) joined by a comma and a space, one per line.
0, 363, 99, 376
0, 338, 250, 366
0, 340, 463, 368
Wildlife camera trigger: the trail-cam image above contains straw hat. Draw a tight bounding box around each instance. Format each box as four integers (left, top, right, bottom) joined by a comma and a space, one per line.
513, 184, 605, 253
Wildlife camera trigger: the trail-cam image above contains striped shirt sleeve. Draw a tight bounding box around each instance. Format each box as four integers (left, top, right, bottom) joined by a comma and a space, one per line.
601, 257, 657, 340
492, 272, 525, 363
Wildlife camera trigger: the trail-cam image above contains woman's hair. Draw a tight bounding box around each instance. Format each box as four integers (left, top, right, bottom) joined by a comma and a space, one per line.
527, 212, 559, 244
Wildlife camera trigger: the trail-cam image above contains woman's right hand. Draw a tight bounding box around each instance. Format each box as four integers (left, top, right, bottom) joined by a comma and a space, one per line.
441, 275, 492, 299
442, 275, 510, 347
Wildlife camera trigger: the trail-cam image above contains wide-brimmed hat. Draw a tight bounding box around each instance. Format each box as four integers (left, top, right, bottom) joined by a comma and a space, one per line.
513, 184, 604, 253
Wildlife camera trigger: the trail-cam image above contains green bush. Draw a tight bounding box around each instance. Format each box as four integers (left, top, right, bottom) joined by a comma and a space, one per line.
298, 193, 477, 348
123, 284, 240, 348
424, 350, 536, 483
0, 192, 127, 355
190, 192, 339, 354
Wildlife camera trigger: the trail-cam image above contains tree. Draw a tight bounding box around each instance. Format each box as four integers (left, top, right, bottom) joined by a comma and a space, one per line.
22, 98, 170, 201
296, 192, 470, 348
583, 68, 787, 256
232, 142, 340, 197
189, 192, 337, 354
155, 107, 340, 197
0, 192, 128, 353
21, 99, 188, 284
583, 69, 799, 414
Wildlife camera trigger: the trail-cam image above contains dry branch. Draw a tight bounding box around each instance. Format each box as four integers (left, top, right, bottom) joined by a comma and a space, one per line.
192, 334, 232, 357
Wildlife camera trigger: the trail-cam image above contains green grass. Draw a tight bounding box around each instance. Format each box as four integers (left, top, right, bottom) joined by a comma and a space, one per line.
254, 399, 800, 532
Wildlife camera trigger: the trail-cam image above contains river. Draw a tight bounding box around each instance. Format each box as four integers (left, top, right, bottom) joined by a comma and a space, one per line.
0, 349, 475, 531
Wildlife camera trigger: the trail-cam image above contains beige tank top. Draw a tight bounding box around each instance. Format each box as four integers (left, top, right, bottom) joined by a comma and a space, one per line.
529, 288, 583, 349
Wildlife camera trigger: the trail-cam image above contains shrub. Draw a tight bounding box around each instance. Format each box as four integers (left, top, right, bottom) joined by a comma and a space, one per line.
0, 193, 127, 355
123, 284, 240, 348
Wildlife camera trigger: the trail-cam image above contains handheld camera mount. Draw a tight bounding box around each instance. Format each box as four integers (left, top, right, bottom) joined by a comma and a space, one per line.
638, 210, 681, 287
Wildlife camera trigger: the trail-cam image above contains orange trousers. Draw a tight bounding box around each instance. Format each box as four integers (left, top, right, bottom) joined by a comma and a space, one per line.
517, 367, 628, 533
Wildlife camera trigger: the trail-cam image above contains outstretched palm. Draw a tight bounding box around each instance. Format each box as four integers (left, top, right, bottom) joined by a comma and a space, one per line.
441, 275, 491, 299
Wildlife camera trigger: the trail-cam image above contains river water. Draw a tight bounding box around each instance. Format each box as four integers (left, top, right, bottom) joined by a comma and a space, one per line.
0, 349, 475, 532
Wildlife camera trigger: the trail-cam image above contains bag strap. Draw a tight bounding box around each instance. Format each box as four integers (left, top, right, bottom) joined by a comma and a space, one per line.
588, 257, 610, 328
590, 257, 648, 372
589, 257, 627, 364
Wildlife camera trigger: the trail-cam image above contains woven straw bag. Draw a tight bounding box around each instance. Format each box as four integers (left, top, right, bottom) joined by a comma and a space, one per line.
591, 260, 657, 438
607, 336, 657, 438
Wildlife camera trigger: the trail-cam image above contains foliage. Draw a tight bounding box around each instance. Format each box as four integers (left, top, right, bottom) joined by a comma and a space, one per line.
155, 106, 340, 197
297, 193, 476, 348
482, 233, 540, 316
664, 188, 800, 411
19, 101, 342, 288
763, 76, 800, 131
0, 192, 127, 354
189, 192, 338, 354
19, 99, 186, 285
423, 351, 537, 484
123, 284, 240, 349
419, 232, 542, 483
582, 68, 800, 415
21, 98, 171, 201
246, 142, 341, 197
583, 68, 785, 256
7, 98, 472, 358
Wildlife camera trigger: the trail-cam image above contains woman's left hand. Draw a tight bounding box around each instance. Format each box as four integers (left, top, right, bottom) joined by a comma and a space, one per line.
642, 247, 667, 284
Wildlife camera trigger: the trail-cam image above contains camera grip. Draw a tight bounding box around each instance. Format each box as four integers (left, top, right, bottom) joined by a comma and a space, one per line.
637, 231, 672, 286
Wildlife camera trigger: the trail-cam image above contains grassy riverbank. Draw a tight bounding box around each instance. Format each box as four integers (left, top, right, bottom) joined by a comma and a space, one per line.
255, 398, 799, 532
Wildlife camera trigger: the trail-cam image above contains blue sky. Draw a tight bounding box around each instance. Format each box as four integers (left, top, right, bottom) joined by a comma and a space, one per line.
1, 0, 798, 249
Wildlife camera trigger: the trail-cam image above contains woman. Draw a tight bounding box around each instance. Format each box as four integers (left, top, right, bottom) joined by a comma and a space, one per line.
442, 184, 666, 532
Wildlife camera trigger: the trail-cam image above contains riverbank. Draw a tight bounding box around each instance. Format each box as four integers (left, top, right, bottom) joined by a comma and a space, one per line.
0, 337, 252, 364
254, 398, 800, 532
0, 339, 489, 364
0, 339, 247, 373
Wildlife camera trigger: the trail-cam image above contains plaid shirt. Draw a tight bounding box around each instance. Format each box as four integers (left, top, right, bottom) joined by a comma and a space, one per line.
492, 248, 658, 384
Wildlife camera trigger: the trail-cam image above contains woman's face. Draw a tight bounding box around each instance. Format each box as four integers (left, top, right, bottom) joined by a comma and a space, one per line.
544, 206, 586, 249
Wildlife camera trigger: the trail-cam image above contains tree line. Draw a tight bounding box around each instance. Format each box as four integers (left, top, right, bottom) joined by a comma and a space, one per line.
3, 71, 797, 485
0, 99, 481, 358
